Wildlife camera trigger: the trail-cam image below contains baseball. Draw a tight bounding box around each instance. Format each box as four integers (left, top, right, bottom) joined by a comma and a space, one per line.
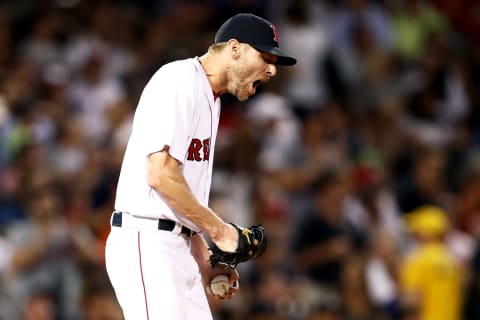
210, 275, 230, 297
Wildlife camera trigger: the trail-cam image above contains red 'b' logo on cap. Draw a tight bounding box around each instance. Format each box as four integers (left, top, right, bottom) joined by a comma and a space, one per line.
271, 24, 279, 43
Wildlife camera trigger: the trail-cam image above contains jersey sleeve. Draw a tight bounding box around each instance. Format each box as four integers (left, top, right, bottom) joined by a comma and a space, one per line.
132, 64, 197, 163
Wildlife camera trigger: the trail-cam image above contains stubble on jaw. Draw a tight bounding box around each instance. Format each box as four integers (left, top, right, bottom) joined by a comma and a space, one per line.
226, 60, 250, 101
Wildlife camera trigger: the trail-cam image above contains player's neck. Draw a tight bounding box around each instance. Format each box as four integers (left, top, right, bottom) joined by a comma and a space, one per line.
198, 53, 226, 97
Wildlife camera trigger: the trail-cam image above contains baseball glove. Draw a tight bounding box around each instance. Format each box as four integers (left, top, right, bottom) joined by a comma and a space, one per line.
209, 223, 267, 268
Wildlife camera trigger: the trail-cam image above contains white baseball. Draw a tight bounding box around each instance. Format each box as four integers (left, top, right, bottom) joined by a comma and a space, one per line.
210, 275, 230, 297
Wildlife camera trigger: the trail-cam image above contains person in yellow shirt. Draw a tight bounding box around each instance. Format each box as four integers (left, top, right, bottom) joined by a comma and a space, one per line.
399, 206, 463, 320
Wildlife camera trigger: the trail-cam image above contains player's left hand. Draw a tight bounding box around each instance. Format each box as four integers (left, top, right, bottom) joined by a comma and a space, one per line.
209, 224, 267, 269
204, 265, 239, 300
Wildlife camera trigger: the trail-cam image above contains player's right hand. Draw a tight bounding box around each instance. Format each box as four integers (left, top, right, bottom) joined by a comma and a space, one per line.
205, 266, 239, 300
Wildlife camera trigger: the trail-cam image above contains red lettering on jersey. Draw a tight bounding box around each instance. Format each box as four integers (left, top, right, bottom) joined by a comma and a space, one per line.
187, 139, 202, 161
203, 138, 210, 161
271, 24, 279, 43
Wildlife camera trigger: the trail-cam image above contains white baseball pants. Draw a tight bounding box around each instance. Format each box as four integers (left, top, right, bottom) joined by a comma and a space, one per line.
105, 225, 212, 320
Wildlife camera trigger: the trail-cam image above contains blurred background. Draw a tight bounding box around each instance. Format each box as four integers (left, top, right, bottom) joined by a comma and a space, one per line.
0, 0, 479, 319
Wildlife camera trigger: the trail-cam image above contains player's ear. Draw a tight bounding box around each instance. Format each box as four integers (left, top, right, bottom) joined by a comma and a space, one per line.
226, 39, 241, 60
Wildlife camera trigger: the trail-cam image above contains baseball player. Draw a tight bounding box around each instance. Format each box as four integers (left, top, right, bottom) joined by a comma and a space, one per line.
105, 13, 296, 320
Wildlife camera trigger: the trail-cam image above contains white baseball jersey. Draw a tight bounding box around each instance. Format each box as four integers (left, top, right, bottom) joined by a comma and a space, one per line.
114, 57, 220, 232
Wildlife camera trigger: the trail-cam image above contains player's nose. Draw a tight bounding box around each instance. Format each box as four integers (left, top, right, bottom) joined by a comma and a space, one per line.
266, 63, 276, 77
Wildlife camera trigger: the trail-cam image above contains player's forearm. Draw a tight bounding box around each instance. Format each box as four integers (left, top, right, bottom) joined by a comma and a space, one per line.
190, 235, 211, 270
153, 174, 223, 238
147, 151, 225, 240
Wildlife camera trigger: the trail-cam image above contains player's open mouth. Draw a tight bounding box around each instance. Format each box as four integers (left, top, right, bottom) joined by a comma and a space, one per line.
252, 79, 264, 94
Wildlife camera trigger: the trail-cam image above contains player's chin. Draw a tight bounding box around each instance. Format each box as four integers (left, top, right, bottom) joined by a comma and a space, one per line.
236, 95, 249, 102
235, 90, 253, 101
232, 84, 255, 101
235, 91, 250, 101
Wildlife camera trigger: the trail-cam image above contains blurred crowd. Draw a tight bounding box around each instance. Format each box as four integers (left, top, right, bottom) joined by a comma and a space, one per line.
0, 0, 480, 319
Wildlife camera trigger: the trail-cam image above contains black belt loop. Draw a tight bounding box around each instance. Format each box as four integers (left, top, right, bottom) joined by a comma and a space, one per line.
157, 219, 175, 231
111, 211, 196, 237
112, 211, 122, 227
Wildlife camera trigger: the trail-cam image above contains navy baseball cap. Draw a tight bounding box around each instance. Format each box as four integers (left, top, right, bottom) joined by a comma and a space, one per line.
215, 13, 297, 66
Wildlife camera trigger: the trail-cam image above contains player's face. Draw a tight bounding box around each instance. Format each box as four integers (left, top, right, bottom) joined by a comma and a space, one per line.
228, 45, 277, 101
